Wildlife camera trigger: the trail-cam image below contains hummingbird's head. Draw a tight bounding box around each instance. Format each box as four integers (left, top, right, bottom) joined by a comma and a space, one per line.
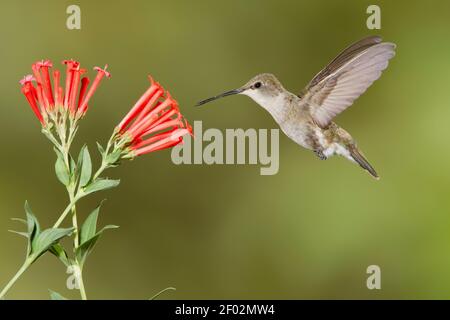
196, 73, 285, 107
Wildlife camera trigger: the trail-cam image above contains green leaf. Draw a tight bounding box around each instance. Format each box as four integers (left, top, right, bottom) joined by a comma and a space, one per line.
78, 145, 92, 187
55, 156, 70, 186
96, 142, 105, 155
79, 202, 105, 245
49, 244, 71, 267
8, 230, 29, 238
53, 146, 64, 161
106, 149, 122, 166
76, 225, 118, 267
83, 179, 120, 195
25, 201, 40, 236
11, 217, 27, 224
32, 227, 74, 259
24, 201, 40, 256
70, 156, 76, 176
49, 290, 68, 300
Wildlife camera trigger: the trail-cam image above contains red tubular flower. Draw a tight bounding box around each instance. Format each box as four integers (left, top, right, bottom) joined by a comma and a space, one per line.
36, 60, 55, 107
78, 77, 90, 109
35, 84, 48, 112
69, 68, 86, 113
117, 76, 159, 131
20, 59, 110, 125
20, 76, 44, 124
78, 65, 111, 115
62, 59, 79, 109
53, 70, 61, 106
115, 75, 192, 157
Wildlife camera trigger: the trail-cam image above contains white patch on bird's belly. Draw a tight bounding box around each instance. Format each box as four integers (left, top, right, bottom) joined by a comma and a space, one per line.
314, 129, 328, 147
323, 143, 353, 161
313, 128, 351, 160
285, 125, 310, 149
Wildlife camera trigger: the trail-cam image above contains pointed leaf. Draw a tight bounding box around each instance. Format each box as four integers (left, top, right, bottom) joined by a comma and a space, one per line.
76, 225, 118, 267
55, 157, 70, 186
49, 290, 68, 300
98, 225, 119, 234
32, 227, 74, 259
70, 156, 76, 176
24, 201, 40, 236
8, 230, 29, 238
49, 244, 71, 267
53, 146, 64, 161
80, 202, 105, 245
78, 146, 92, 187
96, 142, 105, 155
106, 149, 122, 165
83, 179, 120, 195
11, 217, 27, 224
24, 201, 40, 256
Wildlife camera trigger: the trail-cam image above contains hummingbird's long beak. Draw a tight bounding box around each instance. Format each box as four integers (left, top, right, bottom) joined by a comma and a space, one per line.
195, 88, 245, 106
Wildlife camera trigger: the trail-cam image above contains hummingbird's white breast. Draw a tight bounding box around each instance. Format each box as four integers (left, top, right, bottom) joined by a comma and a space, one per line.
242, 90, 314, 149
242, 91, 290, 125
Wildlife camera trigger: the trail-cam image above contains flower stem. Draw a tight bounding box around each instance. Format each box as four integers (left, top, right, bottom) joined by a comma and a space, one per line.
93, 132, 116, 180
77, 269, 87, 300
59, 134, 88, 301
2, 129, 115, 300
53, 196, 81, 228
0, 257, 33, 299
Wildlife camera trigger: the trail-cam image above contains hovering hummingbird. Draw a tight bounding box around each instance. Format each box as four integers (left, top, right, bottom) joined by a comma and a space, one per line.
196, 36, 396, 179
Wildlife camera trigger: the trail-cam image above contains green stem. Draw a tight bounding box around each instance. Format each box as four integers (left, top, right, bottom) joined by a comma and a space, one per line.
53, 196, 82, 228
72, 206, 79, 247
92, 131, 117, 180
93, 162, 108, 181
2, 130, 116, 299
0, 257, 33, 299
67, 198, 87, 300
68, 187, 79, 248
59, 137, 88, 301
77, 268, 87, 300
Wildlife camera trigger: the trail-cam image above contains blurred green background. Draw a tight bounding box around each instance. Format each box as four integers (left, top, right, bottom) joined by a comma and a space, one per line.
0, 0, 450, 299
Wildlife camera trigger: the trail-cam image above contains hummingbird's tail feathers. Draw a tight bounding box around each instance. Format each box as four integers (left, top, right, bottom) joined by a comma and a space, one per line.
349, 147, 379, 180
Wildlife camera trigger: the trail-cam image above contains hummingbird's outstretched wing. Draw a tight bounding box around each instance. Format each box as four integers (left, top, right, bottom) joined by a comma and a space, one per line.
300, 36, 396, 128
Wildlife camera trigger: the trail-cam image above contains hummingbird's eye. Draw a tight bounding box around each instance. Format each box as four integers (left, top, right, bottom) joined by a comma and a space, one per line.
254, 82, 262, 89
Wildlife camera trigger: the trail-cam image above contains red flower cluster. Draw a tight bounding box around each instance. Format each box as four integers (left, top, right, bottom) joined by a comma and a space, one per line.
116, 76, 192, 156
20, 59, 110, 124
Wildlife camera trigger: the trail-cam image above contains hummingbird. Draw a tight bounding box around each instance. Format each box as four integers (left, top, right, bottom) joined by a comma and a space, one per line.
196, 36, 396, 179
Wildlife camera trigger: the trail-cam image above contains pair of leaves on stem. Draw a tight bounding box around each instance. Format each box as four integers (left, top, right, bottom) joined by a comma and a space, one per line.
54, 145, 120, 195
9, 202, 73, 263
10, 143, 121, 299
48, 202, 119, 269
54, 145, 91, 188
76, 202, 118, 268
97, 142, 123, 168
48, 203, 118, 301
10, 201, 118, 297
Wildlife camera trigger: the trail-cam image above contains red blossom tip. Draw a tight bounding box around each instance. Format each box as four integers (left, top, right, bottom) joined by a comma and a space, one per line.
19, 75, 35, 86
62, 59, 80, 69
94, 65, 111, 78
148, 75, 154, 85
36, 59, 53, 68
